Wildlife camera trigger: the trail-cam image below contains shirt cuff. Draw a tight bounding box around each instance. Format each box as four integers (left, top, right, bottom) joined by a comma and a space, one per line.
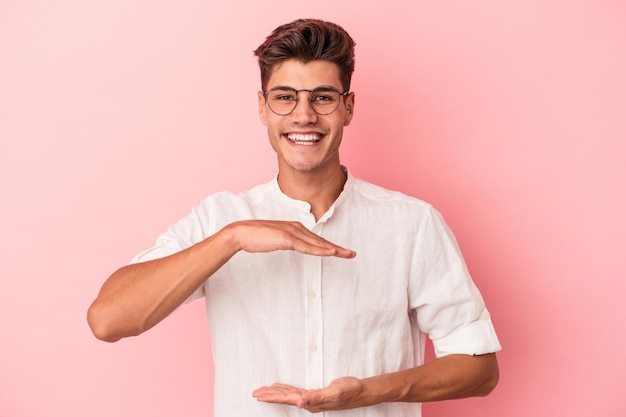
432, 309, 502, 357
129, 239, 181, 264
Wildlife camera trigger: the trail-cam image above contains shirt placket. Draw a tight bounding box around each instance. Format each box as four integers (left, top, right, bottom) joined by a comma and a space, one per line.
304, 221, 324, 389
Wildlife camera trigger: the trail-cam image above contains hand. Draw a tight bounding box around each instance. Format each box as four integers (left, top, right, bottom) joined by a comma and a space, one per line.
252, 377, 366, 413
227, 220, 356, 258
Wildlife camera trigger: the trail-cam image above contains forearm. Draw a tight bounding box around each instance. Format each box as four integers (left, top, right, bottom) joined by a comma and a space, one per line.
360, 353, 499, 406
253, 353, 498, 412
87, 226, 239, 342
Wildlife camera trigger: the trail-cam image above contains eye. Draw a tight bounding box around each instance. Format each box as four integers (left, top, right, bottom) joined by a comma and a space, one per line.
273, 94, 296, 101
313, 94, 333, 102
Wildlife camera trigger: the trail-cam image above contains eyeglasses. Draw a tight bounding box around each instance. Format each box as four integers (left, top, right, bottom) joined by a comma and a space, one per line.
263, 86, 350, 116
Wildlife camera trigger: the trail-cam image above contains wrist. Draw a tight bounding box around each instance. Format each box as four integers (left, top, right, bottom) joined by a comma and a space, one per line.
216, 222, 244, 254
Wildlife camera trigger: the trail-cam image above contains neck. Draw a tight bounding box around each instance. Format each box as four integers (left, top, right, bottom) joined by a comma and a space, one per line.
277, 164, 347, 221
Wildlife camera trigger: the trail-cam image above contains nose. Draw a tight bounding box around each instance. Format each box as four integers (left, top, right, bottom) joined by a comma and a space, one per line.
290, 92, 318, 124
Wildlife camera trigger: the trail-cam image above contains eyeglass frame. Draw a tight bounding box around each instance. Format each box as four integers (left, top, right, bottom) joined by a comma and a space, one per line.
262, 85, 351, 116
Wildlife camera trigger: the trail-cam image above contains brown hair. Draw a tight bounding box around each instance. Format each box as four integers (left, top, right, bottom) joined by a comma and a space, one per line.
253, 19, 356, 91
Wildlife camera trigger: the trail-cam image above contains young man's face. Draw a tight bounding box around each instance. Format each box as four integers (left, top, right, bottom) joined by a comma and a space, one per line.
258, 59, 354, 176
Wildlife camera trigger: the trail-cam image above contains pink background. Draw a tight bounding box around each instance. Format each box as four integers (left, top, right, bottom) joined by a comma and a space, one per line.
1, 1, 625, 416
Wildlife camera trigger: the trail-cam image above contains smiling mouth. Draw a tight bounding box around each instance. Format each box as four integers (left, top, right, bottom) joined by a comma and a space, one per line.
286, 133, 323, 146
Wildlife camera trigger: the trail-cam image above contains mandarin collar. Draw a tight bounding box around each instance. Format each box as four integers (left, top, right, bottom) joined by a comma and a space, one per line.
272, 166, 354, 218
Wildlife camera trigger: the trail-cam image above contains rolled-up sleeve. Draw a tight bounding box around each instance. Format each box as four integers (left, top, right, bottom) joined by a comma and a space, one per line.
431, 308, 501, 357
410, 207, 502, 358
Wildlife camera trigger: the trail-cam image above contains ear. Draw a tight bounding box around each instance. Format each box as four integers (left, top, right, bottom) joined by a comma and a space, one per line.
258, 91, 268, 125
343, 92, 355, 127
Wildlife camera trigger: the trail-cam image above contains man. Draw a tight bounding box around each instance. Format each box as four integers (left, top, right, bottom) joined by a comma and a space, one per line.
88, 18, 501, 417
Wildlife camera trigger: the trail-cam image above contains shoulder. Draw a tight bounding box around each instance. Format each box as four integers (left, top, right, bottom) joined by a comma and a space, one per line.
350, 176, 434, 213
197, 179, 275, 210
338, 176, 448, 234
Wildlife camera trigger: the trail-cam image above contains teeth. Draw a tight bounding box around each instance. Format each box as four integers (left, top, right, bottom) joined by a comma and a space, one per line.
287, 133, 322, 145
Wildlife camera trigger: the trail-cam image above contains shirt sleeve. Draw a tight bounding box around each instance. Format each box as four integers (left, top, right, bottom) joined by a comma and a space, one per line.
129, 236, 185, 264
127, 204, 213, 303
409, 207, 501, 357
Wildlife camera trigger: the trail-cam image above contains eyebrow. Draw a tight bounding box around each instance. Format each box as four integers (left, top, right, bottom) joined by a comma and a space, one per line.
268, 85, 340, 92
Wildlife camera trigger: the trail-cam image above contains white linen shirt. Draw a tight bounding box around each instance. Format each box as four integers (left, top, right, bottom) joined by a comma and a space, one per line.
132, 169, 501, 417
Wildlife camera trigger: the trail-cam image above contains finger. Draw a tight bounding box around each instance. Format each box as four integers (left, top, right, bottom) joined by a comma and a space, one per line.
284, 223, 356, 258
236, 220, 356, 258
252, 384, 306, 405
289, 239, 355, 258
252, 383, 306, 397
269, 382, 307, 392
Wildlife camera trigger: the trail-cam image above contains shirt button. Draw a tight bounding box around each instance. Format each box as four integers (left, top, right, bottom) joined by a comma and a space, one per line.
308, 290, 316, 298
309, 344, 318, 352
482, 310, 491, 320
